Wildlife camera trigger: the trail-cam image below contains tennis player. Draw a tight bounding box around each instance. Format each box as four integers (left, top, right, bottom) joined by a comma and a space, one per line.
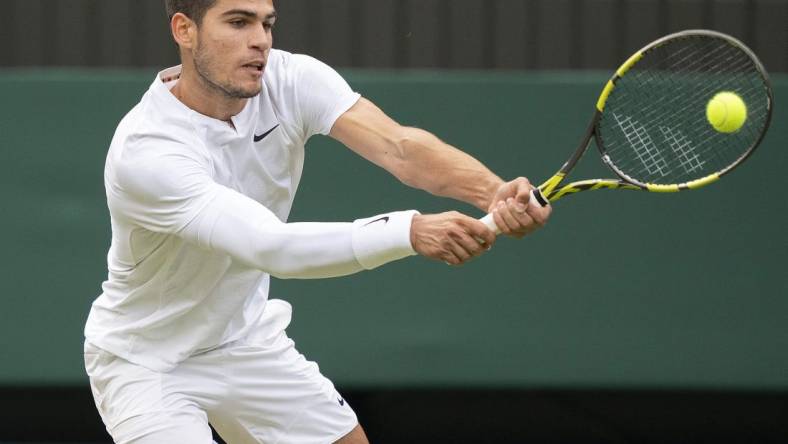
83, 0, 551, 442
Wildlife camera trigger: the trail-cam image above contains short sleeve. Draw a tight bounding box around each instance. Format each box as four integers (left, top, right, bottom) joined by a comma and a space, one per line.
291, 54, 361, 138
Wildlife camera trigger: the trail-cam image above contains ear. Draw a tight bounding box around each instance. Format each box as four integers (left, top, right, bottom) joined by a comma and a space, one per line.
170, 12, 197, 50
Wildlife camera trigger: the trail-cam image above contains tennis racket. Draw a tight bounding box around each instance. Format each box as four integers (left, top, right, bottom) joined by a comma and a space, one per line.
480, 29, 773, 232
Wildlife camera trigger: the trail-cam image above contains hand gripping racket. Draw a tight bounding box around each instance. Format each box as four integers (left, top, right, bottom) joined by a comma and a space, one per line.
481, 29, 773, 232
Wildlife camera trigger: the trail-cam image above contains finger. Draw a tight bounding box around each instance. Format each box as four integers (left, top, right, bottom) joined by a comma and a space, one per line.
524, 199, 552, 226
507, 195, 528, 215
440, 223, 475, 262
500, 196, 542, 238
509, 208, 537, 237
443, 249, 462, 266
507, 197, 537, 225
448, 223, 487, 258
492, 203, 521, 235
447, 239, 472, 264
464, 218, 497, 247
513, 178, 532, 206
499, 199, 523, 232
452, 229, 488, 258
488, 178, 530, 213
492, 202, 513, 234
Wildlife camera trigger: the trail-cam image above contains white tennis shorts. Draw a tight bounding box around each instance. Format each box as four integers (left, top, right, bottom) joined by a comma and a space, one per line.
84, 300, 358, 444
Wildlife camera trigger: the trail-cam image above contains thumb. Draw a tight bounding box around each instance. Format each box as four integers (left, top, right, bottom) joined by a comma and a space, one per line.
515, 184, 532, 206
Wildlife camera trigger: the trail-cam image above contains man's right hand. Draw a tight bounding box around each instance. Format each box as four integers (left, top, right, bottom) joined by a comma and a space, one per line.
410, 212, 496, 265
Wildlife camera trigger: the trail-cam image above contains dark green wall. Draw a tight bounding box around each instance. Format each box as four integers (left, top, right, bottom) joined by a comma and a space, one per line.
1, 70, 786, 389
2, 0, 787, 72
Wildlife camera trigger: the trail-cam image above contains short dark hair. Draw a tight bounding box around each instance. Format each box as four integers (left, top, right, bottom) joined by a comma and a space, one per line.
164, 0, 218, 25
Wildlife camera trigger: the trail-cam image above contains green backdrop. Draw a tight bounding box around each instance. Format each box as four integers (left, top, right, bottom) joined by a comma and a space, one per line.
1, 70, 786, 389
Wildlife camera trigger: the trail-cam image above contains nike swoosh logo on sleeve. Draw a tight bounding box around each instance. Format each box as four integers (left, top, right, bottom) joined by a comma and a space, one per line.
363, 216, 390, 227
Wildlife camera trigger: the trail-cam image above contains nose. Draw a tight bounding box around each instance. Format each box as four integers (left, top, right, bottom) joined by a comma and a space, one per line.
250, 23, 272, 51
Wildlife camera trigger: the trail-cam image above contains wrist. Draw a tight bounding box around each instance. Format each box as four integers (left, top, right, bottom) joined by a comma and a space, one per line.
351, 210, 420, 270
409, 214, 423, 249
482, 177, 506, 211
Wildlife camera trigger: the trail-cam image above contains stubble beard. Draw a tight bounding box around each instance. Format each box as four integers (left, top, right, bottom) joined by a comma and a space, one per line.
193, 39, 261, 100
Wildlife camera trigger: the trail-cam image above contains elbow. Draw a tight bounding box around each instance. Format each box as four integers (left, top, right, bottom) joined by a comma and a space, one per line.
264, 257, 314, 279
250, 251, 303, 280
265, 263, 355, 280
258, 261, 307, 280
268, 270, 299, 280
391, 128, 421, 188
231, 217, 360, 279
250, 247, 359, 280
241, 237, 301, 279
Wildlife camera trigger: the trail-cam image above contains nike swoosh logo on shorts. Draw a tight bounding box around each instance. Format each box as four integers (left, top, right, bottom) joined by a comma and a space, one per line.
254, 124, 280, 142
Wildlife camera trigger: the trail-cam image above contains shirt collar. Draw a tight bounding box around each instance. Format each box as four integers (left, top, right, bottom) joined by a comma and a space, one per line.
151, 65, 259, 142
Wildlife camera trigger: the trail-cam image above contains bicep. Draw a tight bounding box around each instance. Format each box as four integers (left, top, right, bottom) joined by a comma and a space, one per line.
291, 54, 361, 137
110, 148, 218, 235
329, 97, 409, 175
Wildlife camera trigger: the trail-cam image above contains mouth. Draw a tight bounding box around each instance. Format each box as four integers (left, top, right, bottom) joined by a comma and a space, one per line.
242, 61, 265, 75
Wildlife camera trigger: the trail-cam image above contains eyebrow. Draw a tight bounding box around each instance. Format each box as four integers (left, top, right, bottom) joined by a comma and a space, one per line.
220, 9, 277, 20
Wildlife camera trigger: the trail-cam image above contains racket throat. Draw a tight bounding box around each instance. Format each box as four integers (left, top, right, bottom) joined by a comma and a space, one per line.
547, 179, 642, 201
538, 173, 567, 197
539, 111, 602, 200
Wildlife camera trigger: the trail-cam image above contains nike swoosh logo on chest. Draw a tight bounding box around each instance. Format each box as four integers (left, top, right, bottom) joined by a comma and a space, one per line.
254, 124, 280, 142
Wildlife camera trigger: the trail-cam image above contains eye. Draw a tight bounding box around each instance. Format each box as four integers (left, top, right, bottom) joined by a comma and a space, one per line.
229, 19, 246, 28
263, 21, 275, 31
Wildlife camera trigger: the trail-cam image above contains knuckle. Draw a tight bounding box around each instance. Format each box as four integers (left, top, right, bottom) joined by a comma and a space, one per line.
517, 214, 534, 227
531, 214, 547, 227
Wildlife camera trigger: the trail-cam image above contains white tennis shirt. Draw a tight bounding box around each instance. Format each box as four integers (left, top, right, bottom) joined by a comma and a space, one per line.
85, 49, 418, 371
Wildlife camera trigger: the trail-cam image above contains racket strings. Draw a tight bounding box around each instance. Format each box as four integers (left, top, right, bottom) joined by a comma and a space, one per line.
616, 42, 762, 174
598, 35, 769, 185
606, 42, 765, 182
615, 62, 766, 176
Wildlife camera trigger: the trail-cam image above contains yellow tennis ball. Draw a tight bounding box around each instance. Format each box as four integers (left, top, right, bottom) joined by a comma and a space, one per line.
706, 92, 747, 133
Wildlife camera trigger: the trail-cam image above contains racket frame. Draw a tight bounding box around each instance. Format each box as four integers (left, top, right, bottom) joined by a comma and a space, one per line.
536, 29, 774, 204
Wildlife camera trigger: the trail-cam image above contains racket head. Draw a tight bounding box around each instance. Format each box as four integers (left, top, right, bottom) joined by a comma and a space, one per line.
594, 29, 773, 192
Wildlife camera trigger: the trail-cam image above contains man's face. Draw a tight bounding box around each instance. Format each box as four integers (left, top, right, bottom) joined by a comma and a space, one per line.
191, 0, 276, 99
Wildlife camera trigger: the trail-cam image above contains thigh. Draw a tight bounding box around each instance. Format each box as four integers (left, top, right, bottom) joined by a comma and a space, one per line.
112, 410, 214, 444
206, 301, 358, 443
84, 341, 214, 444
335, 424, 370, 444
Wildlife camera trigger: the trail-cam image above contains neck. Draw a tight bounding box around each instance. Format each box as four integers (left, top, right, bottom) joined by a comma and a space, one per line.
170, 61, 247, 122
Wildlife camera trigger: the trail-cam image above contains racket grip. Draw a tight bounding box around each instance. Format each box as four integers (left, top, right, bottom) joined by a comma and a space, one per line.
479, 213, 500, 234
478, 189, 546, 235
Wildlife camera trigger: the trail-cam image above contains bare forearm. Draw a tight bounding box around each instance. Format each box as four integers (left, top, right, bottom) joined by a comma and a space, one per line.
395, 127, 503, 211
330, 98, 503, 211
